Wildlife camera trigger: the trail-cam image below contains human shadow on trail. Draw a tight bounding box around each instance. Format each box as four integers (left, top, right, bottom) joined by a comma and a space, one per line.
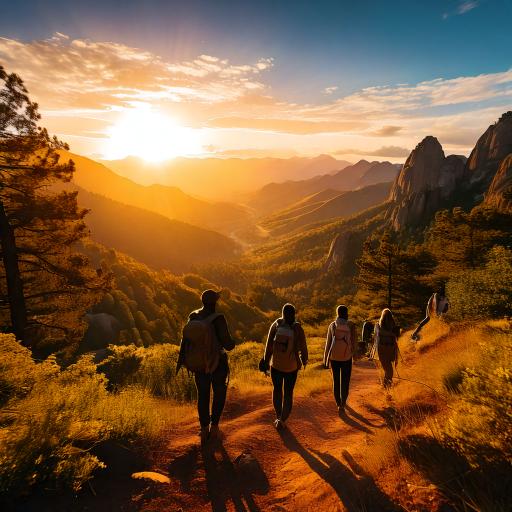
167, 445, 201, 492
278, 429, 404, 511
201, 441, 269, 512
345, 404, 382, 428
337, 409, 373, 434
364, 403, 398, 429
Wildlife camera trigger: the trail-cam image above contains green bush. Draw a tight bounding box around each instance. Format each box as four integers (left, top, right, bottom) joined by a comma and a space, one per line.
0, 334, 165, 496
135, 344, 196, 402
97, 344, 142, 388
447, 246, 512, 319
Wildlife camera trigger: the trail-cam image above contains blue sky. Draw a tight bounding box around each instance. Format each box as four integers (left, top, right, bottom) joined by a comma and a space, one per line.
1, 0, 510, 100
0, 0, 511, 160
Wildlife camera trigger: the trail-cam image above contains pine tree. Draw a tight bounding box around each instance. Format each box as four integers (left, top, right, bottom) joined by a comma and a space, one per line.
427, 205, 512, 280
356, 230, 433, 317
0, 65, 106, 350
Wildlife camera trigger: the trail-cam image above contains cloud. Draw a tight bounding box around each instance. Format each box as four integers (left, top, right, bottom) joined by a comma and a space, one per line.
443, 0, 479, 19
458, 1, 479, 14
0, 33, 273, 110
323, 86, 338, 95
369, 125, 403, 137
336, 146, 410, 158
207, 116, 366, 134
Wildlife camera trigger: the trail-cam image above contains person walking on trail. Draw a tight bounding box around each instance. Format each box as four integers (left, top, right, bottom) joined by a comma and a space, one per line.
361, 319, 375, 356
410, 287, 449, 341
259, 303, 308, 431
323, 305, 357, 413
375, 308, 400, 390
177, 289, 235, 445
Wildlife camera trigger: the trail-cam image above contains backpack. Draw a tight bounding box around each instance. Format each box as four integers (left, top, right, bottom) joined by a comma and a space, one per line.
180, 313, 220, 373
332, 320, 353, 360
271, 322, 296, 371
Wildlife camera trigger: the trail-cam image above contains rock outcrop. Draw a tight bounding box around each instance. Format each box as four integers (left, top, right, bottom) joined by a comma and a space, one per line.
484, 153, 512, 210
464, 111, 512, 189
387, 136, 465, 230
324, 231, 357, 272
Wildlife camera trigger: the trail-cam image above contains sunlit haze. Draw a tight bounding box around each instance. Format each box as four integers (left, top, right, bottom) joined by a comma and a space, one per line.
103, 104, 202, 162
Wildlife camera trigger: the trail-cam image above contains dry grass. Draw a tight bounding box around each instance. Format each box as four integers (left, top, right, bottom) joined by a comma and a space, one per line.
358, 317, 512, 512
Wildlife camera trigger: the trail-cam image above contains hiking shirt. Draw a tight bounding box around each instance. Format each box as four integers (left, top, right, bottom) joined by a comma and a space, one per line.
189, 308, 235, 352
264, 319, 308, 373
323, 318, 357, 366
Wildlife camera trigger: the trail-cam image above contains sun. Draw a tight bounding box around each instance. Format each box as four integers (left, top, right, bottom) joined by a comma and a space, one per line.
103, 105, 202, 162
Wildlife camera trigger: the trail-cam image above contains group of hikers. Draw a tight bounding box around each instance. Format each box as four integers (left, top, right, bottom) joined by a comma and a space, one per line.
177, 288, 449, 444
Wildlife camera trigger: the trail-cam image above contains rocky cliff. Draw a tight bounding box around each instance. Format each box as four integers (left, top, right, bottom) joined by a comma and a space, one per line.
387, 137, 465, 230
464, 111, 512, 190
484, 153, 512, 210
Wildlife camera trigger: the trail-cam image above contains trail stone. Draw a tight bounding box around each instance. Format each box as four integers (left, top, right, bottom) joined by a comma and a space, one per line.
131, 471, 171, 484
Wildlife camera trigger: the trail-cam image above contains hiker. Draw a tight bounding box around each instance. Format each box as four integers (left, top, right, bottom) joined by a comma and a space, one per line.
411, 287, 449, 341
361, 319, 375, 356
375, 308, 400, 389
323, 305, 357, 413
177, 289, 235, 444
259, 303, 308, 430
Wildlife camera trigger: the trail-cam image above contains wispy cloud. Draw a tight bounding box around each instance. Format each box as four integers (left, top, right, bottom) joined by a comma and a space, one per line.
323, 85, 338, 95
369, 125, 403, 137
458, 1, 479, 14
443, 0, 480, 19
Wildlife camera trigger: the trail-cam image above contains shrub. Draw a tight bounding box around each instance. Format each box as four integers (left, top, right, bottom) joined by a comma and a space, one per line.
97, 344, 142, 388
135, 344, 196, 402
0, 334, 166, 496
442, 332, 512, 467
447, 246, 512, 319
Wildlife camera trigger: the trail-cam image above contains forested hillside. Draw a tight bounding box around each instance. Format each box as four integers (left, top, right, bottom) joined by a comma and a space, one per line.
81, 242, 269, 351
76, 187, 240, 273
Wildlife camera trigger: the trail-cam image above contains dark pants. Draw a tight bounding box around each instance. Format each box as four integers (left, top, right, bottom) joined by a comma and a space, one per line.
194, 355, 229, 427
331, 359, 352, 406
378, 344, 397, 389
271, 367, 298, 422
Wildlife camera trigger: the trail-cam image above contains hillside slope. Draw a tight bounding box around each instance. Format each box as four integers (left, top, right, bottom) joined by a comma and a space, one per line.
249, 160, 399, 216
261, 181, 392, 236
77, 187, 240, 273
63, 152, 253, 236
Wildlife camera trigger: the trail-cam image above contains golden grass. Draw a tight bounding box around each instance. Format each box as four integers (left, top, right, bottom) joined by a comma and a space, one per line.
358, 317, 512, 511
228, 336, 333, 397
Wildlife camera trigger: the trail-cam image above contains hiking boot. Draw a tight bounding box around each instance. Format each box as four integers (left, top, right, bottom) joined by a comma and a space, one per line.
209, 425, 223, 442
338, 404, 345, 414
199, 426, 209, 445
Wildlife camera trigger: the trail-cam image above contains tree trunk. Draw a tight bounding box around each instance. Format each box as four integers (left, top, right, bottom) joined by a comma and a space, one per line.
0, 199, 28, 344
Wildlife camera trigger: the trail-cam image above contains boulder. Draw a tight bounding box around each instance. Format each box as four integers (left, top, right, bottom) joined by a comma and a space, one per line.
324, 231, 356, 272
131, 471, 171, 484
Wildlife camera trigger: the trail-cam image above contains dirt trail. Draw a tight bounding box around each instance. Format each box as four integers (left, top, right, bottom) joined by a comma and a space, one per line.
138, 360, 404, 512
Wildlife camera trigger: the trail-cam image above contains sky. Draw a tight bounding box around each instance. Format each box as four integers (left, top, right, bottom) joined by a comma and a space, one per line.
0, 0, 511, 162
